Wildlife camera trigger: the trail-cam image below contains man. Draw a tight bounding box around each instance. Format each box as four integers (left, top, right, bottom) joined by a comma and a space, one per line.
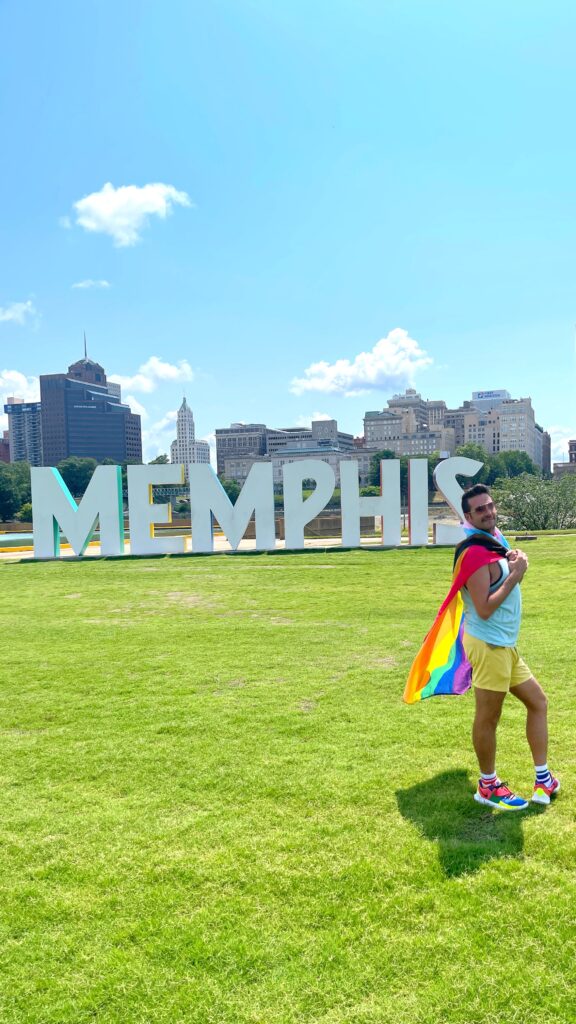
461, 483, 560, 811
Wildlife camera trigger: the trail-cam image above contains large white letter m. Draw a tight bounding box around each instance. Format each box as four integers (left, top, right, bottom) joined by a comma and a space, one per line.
31, 466, 124, 558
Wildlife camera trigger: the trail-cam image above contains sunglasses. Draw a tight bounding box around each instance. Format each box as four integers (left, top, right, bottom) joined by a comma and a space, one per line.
469, 501, 495, 514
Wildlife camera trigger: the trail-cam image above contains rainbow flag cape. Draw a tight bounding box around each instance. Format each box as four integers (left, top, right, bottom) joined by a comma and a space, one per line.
403, 529, 509, 704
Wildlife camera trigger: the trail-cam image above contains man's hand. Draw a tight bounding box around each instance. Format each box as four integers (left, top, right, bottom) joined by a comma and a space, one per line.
508, 549, 528, 580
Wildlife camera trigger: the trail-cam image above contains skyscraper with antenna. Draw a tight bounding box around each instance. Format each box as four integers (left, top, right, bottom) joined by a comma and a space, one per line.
39, 343, 142, 465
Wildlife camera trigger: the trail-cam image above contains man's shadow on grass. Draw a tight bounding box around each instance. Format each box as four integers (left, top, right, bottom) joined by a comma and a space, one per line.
396, 769, 543, 878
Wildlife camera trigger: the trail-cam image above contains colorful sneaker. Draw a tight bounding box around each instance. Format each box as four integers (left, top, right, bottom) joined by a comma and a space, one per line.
532, 776, 561, 805
474, 779, 529, 811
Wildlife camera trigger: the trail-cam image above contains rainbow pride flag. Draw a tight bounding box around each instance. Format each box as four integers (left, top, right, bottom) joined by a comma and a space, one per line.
403, 530, 509, 704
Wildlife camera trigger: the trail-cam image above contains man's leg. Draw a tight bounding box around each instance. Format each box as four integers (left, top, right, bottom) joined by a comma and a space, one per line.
472, 686, 529, 809
465, 637, 528, 808
509, 676, 548, 764
472, 686, 506, 774
510, 677, 560, 804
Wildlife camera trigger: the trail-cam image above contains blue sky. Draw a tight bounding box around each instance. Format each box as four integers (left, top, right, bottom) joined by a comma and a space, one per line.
1, 0, 575, 461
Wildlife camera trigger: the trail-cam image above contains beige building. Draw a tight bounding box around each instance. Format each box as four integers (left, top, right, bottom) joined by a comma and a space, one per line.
362, 388, 549, 472
223, 449, 374, 489
363, 408, 455, 457
215, 423, 268, 476
266, 419, 354, 455
218, 419, 355, 484
463, 409, 500, 453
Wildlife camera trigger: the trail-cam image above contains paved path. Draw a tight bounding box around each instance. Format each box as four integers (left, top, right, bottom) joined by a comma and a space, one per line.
0, 533, 429, 562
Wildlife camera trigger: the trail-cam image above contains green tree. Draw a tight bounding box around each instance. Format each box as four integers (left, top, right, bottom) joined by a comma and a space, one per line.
56, 457, 97, 497
496, 450, 540, 479
454, 444, 491, 486
219, 477, 241, 503
427, 451, 443, 495
368, 451, 411, 500
492, 474, 576, 531
0, 467, 20, 521
367, 450, 397, 486
149, 454, 170, 464
7, 461, 32, 506
453, 445, 540, 487
15, 501, 33, 522
485, 453, 507, 485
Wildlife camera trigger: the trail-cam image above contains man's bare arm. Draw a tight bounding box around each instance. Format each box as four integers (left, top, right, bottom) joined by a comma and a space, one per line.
465, 554, 528, 621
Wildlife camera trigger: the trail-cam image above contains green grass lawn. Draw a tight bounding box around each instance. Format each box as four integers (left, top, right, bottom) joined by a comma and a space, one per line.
1, 538, 575, 1023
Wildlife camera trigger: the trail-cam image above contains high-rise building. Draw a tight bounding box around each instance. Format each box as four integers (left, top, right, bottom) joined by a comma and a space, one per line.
498, 398, 537, 462
386, 389, 429, 429
4, 398, 43, 465
169, 397, 210, 478
40, 353, 142, 465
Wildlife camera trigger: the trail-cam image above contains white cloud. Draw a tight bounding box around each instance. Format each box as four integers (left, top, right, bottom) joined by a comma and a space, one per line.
548, 425, 576, 463
72, 279, 111, 290
0, 300, 37, 325
0, 369, 40, 431
141, 409, 178, 461
290, 328, 432, 397
109, 356, 194, 394
151, 410, 178, 433
125, 395, 148, 420
72, 182, 192, 247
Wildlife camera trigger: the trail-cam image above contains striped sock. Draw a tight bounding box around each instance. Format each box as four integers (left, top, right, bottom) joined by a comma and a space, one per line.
480, 771, 498, 786
535, 763, 552, 787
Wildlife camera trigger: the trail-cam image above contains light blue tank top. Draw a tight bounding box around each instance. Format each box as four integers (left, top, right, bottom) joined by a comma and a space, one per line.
463, 557, 522, 646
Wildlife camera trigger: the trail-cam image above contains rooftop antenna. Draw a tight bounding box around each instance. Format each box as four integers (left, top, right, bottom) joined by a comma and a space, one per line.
83, 331, 88, 360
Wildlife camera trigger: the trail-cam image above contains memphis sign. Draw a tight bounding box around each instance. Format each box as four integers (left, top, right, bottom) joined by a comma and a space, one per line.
30, 456, 483, 559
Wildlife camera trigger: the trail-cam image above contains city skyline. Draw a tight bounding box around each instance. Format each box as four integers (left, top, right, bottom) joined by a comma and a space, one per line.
2, 350, 559, 473
1, 3, 576, 461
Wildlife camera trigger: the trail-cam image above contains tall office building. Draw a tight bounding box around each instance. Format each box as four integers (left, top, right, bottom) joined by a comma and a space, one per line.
40, 354, 142, 465
4, 398, 43, 465
170, 397, 210, 479
386, 389, 429, 429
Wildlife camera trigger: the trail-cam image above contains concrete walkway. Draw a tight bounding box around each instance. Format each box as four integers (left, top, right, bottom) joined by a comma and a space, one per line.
0, 532, 437, 562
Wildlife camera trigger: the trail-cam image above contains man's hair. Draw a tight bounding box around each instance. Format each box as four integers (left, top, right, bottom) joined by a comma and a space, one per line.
461, 483, 491, 515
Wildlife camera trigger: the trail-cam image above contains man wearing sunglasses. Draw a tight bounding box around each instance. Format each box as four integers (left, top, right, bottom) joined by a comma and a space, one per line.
461, 483, 559, 811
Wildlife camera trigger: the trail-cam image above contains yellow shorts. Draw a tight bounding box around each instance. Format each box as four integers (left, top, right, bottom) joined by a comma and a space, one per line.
463, 634, 533, 693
